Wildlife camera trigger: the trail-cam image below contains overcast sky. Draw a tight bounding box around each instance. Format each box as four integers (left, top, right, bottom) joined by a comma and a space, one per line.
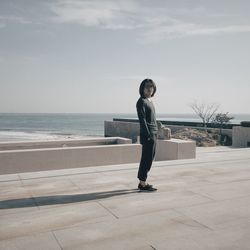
0, 0, 250, 114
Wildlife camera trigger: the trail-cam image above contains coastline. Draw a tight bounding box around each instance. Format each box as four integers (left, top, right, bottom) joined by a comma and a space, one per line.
0, 113, 249, 143
0, 131, 103, 143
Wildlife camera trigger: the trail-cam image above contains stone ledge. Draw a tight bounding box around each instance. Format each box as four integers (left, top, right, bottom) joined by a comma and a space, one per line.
0, 140, 141, 175
156, 139, 196, 161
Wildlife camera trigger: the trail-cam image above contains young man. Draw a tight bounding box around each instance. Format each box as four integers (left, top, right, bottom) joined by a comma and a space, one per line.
136, 79, 158, 192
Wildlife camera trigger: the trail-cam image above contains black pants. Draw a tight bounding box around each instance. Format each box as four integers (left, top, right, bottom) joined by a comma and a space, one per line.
137, 133, 157, 182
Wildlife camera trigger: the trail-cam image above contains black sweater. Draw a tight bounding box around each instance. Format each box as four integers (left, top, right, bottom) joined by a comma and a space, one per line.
136, 97, 158, 138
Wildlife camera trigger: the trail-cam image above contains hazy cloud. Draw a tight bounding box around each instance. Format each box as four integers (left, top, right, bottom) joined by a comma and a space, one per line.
47, 0, 250, 42
2, 1, 250, 40
143, 22, 250, 42
0, 15, 40, 26
49, 0, 143, 30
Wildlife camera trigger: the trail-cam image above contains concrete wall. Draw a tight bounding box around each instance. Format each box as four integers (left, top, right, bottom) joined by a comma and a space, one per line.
104, 120, 232, 141
105, 121, 140, 142
0, 136, 196, 175
0, 144, 141, 175
0, 137, 131, 151
232, 127, 250, 148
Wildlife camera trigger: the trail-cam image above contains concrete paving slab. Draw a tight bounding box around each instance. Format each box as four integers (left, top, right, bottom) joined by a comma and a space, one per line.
203, 169, 250, 184
0, 174, 20, 182
0, 179, 39, 215
33, 188, 139, 209
18, 165, 100, 180
69, 171, 139, 193
0, 147, 250, 249
21, 177, 81, 197
151, 222, 250, 250
188, 179, 250, 201
151, 159, 250, 186
175, 195, 250, 230
146, 179, 215, 196
99, 190, 212, 218
54, 237, 157, 250
0, 196, 39, 216
149, 166, 214, 185
148, 214, 250, 250
0, 180, 25, 200
53, 209, 211, 250
0, 232, 61, 250
63, 241, 157, 250
0, 202, 113, 240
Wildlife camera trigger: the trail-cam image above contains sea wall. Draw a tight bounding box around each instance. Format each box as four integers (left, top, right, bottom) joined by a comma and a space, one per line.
105, 119, 232, 142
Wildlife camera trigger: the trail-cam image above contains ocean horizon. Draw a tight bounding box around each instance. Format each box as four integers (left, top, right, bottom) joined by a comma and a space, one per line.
0, 112, 249, 142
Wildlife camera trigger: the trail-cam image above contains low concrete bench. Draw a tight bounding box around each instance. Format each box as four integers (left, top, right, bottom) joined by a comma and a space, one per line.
0, 137, 196, 175
0, 137, 141, 175
155, 139, 196, 161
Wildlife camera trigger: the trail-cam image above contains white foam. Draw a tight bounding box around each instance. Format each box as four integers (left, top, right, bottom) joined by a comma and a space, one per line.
0, 131, 89, 142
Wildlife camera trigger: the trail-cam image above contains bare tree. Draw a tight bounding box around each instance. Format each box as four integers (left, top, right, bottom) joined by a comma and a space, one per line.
189, 101, 219, 131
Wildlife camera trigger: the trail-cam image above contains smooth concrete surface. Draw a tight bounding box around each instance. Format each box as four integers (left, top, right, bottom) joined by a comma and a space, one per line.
0, 137, 132, 151
0, 137, 141, 175
155, 139, 196, 161
105, 120, 139, 142
232, 126, 250, 148
0, 138, 195, 175
1, 147, 250, 249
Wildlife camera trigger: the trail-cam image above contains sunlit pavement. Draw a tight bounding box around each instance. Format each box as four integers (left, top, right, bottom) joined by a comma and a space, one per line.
1, 146, 250, 250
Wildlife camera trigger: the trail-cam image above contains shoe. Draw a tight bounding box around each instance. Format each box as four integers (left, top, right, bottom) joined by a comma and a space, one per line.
138, 183, 157, 192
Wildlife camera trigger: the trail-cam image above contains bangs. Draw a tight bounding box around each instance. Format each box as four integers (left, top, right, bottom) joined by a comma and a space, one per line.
139, 79, 157, 97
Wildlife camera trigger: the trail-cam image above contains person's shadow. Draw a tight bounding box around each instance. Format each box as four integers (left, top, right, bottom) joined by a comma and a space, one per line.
0, 189, 139, 209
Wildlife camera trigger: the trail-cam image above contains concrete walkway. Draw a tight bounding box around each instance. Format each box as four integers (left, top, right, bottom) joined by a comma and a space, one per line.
0, 146, 250, 250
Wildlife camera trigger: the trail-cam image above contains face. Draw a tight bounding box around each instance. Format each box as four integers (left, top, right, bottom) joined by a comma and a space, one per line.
143, 83, 154, 98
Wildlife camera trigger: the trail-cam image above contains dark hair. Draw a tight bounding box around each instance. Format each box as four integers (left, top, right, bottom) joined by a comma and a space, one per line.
139, 78, 157, 98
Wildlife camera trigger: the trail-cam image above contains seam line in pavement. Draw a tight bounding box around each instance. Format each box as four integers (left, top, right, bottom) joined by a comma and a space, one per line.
67, 177, 83, 191
51, 231, 63, 250
214, 178, 250, 184
187, 190, 216, 201
172, 208, 214, 231
150, 245, 157, 250
96, 201, 119, 219
18, 174, 27, 187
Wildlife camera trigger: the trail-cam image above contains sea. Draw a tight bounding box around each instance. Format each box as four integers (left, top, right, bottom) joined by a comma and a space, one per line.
0, 113, 249, 142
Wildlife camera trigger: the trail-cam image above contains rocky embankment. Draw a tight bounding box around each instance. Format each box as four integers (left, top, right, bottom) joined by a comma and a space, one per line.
171, 128, 220, 147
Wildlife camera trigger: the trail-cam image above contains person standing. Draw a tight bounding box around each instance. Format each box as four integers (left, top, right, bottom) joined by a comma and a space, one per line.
136, 79, 158, 192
